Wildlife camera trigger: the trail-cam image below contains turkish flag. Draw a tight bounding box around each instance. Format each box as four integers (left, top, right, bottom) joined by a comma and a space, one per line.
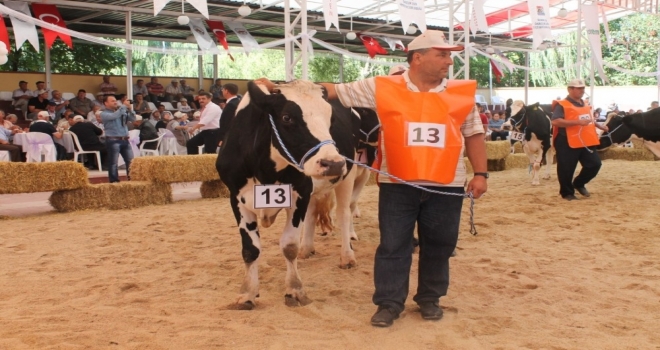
31, 4, 72, 49
358, 34, 387, 58
490, 59, 504, 83
0, 12, 10, 52
206, 20, 229, 51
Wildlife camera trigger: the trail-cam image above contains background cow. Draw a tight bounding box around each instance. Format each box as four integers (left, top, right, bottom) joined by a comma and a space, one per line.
598, 109, 660, 157
217, 81, 346, 309
502, 101, 555, 185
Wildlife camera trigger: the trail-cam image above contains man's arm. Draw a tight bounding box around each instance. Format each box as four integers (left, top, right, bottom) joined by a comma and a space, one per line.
254, 78, 339, 100
101, 107, 126, 122
464, 133, 488, 199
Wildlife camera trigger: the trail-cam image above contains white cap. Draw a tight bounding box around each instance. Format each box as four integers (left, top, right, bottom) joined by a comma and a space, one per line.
193, 111, 201, 117
388, 64, 407, 76
37, 89, 48, 95
73, 115, 84, 122
135, 115, 143, 121
173, 111, 183, 118
408, 30, 463, 52
567, 78, 586, 88
37, 111, 50, 118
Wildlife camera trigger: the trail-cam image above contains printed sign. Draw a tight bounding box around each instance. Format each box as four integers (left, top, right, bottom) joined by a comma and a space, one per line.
407, 122, 446, 148
254, 184, 292, 209
510, 131, 525, 142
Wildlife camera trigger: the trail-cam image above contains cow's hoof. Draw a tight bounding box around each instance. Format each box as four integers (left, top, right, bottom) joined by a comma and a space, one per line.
320, 232, 329, 236
339, 260, 357, 269
350, 231, 359, 241
284, 293, 312, 307
532, 182, 540, 186
229, 300, 255, 310
298, 248, 315, 259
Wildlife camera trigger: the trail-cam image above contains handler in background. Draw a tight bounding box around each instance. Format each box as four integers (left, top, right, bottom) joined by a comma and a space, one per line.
551, 79, 608, 201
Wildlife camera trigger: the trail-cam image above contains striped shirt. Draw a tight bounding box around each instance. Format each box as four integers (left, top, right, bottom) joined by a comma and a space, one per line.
334, 71, 484, 187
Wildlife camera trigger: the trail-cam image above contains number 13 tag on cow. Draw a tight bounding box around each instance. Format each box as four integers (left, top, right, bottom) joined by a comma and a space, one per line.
254, 184, 292, 209
407, 122, 446, 148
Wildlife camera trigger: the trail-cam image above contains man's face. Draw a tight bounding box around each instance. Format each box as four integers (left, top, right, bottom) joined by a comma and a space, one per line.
153, 112, 161, 120
47, 105, 55, 112
198, 95, 209, 107
137, 80, 144, 86
39, 92, 48, 99
215, 80, 222, 86
136, 94, 143, 101
104, 96, 117, 110
568, 86, 585, 100
36, 82, 45, 90
158, 106, 165, 114
413, 49, 454, 81
172, 82, 178, 86
19, 82, 27, 90
103, 76, 110, 83
77, 91, 86, 99
652, 102, 659, 109
96, 114, 103, 123
52, 91, 61, 99
151, 78, 158, 84
180, 80, 187, 86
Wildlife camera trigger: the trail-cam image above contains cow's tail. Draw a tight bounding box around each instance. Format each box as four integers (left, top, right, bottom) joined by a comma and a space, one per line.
315, 191, 336, 234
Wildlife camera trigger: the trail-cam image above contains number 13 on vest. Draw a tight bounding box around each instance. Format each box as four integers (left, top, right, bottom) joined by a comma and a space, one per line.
254, 184, 292, 209
407, 122, 446, 148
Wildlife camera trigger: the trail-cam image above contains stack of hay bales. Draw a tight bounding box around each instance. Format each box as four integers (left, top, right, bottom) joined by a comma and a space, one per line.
598, 147, 655, 161
0, 162, 88, 194
131, 155, 229, 198
50, 182, 171, 212
485, 141, 513, 171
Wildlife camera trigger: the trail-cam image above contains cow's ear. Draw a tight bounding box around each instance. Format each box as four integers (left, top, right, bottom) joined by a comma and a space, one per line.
247, 81, 269, 107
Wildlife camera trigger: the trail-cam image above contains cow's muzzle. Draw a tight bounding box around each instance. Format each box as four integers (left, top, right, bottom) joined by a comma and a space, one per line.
319, 159, 346, 176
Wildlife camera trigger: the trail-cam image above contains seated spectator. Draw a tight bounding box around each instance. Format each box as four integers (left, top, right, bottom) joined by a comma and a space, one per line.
178, 98, 192, 113
5, 114, 18, 129
489, 112, 509, 141
87, 105, 102, 122
93, 92, 105, 108
33, 81, 52, 99
133, 93, 152, 118
27, 90, 50, 120
165, 79, 182, 102
30, 111, 66, 160
146, 77, 164, 104
179, 79, 197, 109
148, 110, 161, 127
133, 79, 149, 99
92, 110, 104, 131
187, 110, 201, 129
69, 89, 95, 117
134, 115, 159, 150
156, 111, 172, 130
12, 80, 32, 117
0, 125, 22, 162
69, 115, 106, 169
167, 112, 189, 149
475, 103, 489, 136
45, 101, 58, 123
0, 110, 16, 130
651, 101, 659, 110
57, 112, 72, 131
99, 75, 118, 97
50, 90, 69, 119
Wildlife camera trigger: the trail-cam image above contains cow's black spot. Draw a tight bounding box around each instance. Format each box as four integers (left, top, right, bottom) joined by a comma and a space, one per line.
246, 221, 257, 231
240, 196, 246, 204
282, 243, 298, 261
240, 228, 260, 263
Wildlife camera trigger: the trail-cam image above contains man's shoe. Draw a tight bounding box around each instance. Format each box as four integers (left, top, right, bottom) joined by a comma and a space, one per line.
562, 195, 579, 201
575, 186, 591, 197
419, 302, 444, 321
370, 306, 399, 327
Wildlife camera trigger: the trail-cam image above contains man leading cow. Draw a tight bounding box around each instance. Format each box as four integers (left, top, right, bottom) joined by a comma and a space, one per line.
551, 79, 609, 201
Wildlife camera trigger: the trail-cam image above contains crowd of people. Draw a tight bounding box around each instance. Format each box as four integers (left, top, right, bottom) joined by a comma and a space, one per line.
0, 76, 242, 184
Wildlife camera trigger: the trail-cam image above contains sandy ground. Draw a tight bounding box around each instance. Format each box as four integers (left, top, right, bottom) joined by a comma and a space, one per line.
1, 159, 659, 350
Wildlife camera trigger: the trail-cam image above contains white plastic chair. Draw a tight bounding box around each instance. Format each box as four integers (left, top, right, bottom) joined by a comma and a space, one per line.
25, 132, 57, 163
62, 92, 76, 100
69, 131, 102, 171
491, 96, 506, 110
140, 133, 164, 156
159, 130, 179, 155
0, 91, 13, 101
475, 95, 488, 105
147, 102, 157, 111
86, 93, 96, 101
0, 150, 10, 161
160, 102, 176, 111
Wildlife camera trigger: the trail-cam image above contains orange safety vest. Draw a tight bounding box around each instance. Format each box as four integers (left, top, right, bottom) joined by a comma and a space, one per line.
552, 99, 599, 148
373, 76, 476, 184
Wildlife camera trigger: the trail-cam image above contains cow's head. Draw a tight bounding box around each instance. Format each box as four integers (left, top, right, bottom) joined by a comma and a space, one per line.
622, 107, 660, 142
597, 112, 632, 150
245, 80, 346, 178
502, 100, 526, 131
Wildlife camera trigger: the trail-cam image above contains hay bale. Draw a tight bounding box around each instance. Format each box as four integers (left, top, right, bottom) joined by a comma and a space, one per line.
200, 180, 230, 198
485, 141, 511, 160
513, 142, 524, 154
49, 182, 172, 212
366, 172, 378, 186
505, 154, 530, 169
598, 147, 655, 161
131, 155, 219, 183
0, 161, 88, 194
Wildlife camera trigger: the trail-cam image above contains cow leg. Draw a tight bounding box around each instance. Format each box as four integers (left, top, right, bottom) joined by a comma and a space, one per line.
237, 207, 261, 310
299, 197, 317, 259
335, 171, 358, 269
524, 140, 543, 185
542, 146, 555, 180
351, 167, 370, 220
282, 206, 312, 307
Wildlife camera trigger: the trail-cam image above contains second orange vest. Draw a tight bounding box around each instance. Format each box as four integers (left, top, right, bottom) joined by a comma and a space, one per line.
373, 76, 476, 184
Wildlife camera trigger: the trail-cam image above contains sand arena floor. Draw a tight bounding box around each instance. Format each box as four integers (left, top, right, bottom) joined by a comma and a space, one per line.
1, 159, 659, 349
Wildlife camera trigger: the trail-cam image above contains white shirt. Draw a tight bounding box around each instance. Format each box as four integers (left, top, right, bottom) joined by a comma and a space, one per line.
198, 102, 222, 130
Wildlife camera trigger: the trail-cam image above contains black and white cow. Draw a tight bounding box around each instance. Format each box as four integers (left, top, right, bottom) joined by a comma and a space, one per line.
598, 109, 660, 157
217, 81, 351, 309
502, 100, 555, 185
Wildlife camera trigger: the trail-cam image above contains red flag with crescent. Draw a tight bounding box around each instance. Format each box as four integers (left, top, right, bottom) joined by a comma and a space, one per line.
31, 4, 72, 49
206, 20, 229, 51
0, 12, 10, 52
357, 34, 387, 58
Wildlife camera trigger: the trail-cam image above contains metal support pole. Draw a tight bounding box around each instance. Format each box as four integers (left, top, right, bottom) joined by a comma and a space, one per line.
300, 0, 308, 80
126, 11, 133, 97
524, 52, 529, 105
448, 0, 454, 79
338, 54, 344, 83
589, 56, 596, 105
213, 54, 218, 81
45, 45, 52, 90
488, 60, 493, 103
284, 0, 293, 81
463, 0, 470, 80
198, 55, 204, 90
577, 0, 583, 78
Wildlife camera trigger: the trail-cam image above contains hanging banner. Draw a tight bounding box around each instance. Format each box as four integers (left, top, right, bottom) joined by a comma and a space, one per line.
600, 4, 612, 49
490, 59, 504, 83
0, 11, 10, 52
322, 0, 339, 31
5, 1, 40, 52
226, 21, 260, 53
527, 0, 552, 50
470, 0, 489, 35
188, 18, 218, 53
398, 0, 426, 34
494, 49, 514, 73
153, 0, 209, 19
206, 20, 229, 50
358, 34, 388, 58
31, 4, 73, 49
376, 36, 407, 52
583, 2, 608, 83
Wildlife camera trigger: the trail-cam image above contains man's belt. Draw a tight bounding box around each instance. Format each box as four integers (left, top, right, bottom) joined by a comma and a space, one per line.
105, 136, 129, 140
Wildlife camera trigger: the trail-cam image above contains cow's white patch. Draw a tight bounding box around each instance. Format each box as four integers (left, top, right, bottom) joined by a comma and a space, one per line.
511, 100, 525, 117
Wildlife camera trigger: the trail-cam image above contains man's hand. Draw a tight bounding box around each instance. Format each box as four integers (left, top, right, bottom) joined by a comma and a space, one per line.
466, 176, 487, 199
254, 78, 276, 92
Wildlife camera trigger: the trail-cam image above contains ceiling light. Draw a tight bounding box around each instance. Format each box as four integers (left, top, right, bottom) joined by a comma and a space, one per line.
406, 24, 417, 35
346, 31, 357, 40
558, 7, 568, 17
238, 5, 251, 17
485, 46, 495, 54
177, 15, 190, 25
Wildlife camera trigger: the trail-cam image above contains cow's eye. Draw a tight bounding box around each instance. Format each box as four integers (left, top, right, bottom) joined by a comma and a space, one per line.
282, 115, 292, 123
